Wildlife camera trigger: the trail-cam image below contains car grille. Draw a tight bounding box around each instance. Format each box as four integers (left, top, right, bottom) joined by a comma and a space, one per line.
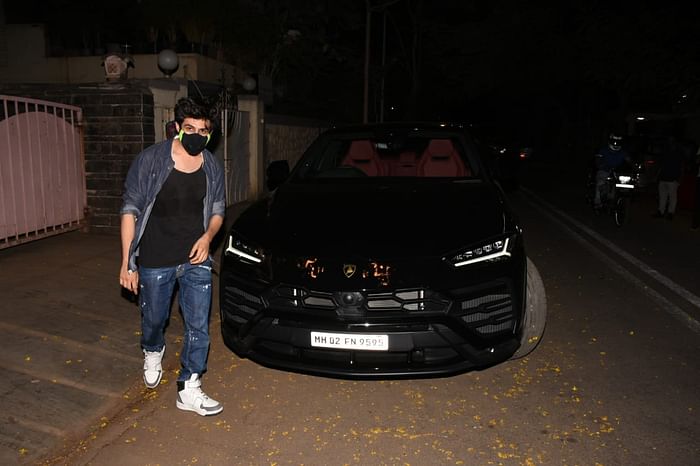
267, 286, 451, 313
223, 282, 451, 320
223, 275, 516, 335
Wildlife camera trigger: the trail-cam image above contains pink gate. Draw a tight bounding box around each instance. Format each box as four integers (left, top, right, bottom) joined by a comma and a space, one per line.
0, 95, 86, 249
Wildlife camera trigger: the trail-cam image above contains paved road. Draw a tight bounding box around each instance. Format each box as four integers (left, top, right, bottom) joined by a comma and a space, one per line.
0, 229, 140, 465
3, 168, 699, 465
0, 204, 249, 465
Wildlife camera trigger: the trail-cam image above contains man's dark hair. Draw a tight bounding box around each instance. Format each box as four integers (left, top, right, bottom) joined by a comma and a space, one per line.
174, 97, 220, 130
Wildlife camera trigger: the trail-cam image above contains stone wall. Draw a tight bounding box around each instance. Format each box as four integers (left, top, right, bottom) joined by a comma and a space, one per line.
0, 82, 155, 235
79, 86, 155, 234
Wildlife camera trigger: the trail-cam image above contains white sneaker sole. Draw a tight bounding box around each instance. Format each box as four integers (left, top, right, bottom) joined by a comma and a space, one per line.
176, 400, 223, 416
143, 371, 162, 389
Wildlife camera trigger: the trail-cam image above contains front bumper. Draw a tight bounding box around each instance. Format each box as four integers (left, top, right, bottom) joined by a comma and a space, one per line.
219, 262, 525, 378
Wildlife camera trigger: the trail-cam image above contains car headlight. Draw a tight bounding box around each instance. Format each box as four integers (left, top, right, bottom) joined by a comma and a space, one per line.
445, 235, 515, 267
225, 233, 265, 264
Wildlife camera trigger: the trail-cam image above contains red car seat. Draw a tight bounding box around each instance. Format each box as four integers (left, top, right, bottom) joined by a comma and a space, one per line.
340, 140, 385, 176
417, 139, 468, 177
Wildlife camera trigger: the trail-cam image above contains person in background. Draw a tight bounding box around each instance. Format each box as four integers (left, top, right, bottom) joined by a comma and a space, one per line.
119, 97, 225, 416
593, 133, 629, 212
653, 135, 685, 221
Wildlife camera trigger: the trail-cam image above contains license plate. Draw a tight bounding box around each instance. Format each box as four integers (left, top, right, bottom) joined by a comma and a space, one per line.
310, 331, 388, 351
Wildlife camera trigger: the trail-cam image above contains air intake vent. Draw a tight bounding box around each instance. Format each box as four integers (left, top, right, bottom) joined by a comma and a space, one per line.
459, 289, 514, 335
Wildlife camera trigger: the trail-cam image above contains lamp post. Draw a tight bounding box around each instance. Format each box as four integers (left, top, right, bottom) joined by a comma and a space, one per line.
157, 49, 179, 77
242, 76, 257, 93
364, 0, 402, 123
363, 1, 371, 123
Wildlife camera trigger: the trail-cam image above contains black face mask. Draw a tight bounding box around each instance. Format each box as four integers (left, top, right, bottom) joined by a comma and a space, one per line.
179, 131, 209, 156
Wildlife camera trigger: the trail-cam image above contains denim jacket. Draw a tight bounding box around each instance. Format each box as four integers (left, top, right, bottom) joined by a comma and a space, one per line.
120, 138, 226, 271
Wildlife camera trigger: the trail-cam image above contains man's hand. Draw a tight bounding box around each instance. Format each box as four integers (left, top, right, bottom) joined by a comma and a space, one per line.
189, 235, 212, 264
120, 213, 138, 295
190, 215, 222, 264
120, 266, 139, 295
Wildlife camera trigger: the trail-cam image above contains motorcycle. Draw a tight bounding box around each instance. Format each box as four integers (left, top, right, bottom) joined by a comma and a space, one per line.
586, 161, 642, 227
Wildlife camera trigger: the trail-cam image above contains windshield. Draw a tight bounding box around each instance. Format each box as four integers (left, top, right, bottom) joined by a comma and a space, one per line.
292, 131, 479, 181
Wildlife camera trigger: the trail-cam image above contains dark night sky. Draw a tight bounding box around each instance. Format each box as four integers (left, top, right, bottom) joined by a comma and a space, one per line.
5, 1, 700, 149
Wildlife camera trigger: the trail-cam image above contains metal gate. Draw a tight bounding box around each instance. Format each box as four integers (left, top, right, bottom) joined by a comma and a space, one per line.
0, 95, 86, 249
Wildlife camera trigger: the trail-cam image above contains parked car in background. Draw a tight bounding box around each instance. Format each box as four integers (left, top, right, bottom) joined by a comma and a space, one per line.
625, 134, 665, 190
468, 124, 534, 191
219, 122, 547, 379
482, 140, 533, 190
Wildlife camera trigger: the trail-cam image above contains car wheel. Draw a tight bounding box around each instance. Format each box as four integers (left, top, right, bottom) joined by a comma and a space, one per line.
509, 257, 547, 360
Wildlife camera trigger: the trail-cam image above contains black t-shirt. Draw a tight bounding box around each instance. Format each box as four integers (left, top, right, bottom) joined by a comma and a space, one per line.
138, 166, 206, 268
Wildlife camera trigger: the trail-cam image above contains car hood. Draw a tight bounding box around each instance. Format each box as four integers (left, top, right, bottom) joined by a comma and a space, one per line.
235, 180, 510, 258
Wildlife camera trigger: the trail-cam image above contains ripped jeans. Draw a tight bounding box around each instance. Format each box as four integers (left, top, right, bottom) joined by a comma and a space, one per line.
139, 258, 213, 382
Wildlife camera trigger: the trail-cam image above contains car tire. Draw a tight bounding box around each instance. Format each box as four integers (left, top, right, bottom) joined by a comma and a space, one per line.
509, 257, 547, 360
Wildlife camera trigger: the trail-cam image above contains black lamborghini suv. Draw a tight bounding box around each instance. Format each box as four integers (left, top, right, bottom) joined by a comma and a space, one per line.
219, 122, 546, 378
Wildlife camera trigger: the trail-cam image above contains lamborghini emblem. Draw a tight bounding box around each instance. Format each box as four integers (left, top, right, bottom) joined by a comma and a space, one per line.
343, 264, 357, 278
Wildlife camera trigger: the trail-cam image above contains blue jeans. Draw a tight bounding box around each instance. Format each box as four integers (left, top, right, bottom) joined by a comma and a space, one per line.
139, 259, 213, 382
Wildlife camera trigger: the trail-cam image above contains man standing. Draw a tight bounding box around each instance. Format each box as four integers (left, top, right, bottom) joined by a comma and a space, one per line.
119, 97, 225, 416
653, 136, 685, 221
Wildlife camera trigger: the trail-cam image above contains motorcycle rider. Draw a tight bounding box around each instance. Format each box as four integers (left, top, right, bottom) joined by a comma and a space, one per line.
593, 133, 630, 212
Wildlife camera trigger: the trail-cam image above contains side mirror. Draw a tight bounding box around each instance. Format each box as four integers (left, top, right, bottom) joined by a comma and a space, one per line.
266, 160, 290, 191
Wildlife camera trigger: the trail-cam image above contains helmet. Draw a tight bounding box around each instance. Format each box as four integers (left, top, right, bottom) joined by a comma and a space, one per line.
608, 133, 623, 151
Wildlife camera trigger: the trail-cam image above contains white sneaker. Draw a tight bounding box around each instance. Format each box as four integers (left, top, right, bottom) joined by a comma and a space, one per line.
176, 374, 223, 416
143, 346, 165, 388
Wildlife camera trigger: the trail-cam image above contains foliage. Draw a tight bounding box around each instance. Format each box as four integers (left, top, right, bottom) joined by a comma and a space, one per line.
5, 0, 700, 123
